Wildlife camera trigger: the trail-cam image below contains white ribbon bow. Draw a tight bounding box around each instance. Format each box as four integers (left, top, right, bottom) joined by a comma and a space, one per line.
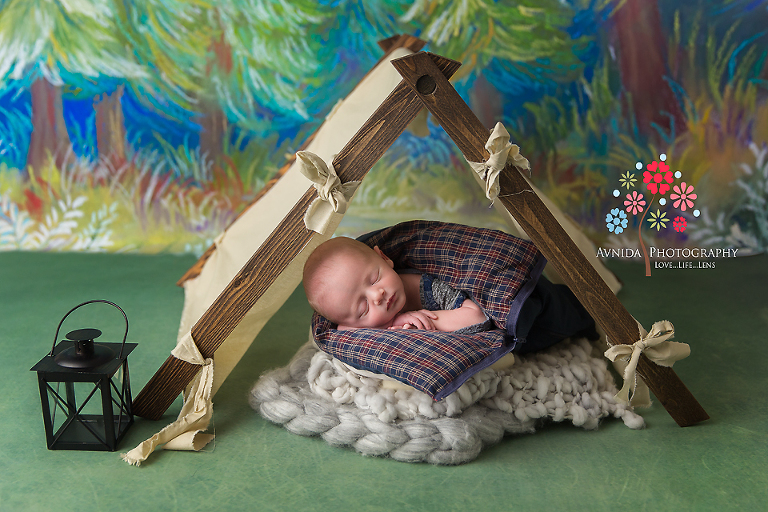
604, 320, 690, 407
297, 151, 360, 234
466, 122, 530, 203
122, 331, 215, 466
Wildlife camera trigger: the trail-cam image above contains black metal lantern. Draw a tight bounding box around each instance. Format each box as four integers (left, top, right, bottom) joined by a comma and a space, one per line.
30, 300, 137, 451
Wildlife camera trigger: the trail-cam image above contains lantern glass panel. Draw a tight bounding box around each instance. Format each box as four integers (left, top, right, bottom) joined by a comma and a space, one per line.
110, 365, 133, 438
47, 383, 69, 436
45, 380, 110, 447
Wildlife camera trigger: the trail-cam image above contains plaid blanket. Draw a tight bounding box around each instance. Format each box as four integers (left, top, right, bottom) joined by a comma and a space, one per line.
311, 220, 545, 400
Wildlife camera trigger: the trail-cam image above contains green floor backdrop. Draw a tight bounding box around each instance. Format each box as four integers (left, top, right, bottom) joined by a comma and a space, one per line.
1, 250, 766, 511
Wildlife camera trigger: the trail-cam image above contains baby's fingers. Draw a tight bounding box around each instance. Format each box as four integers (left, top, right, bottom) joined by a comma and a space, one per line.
412, 313, 436, 330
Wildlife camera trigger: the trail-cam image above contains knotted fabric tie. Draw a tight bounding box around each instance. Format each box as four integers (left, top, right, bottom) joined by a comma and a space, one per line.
604, 320, 690, 407
122, 331, 215, 466
297, 151, 360, 234
465, 122, 530, 204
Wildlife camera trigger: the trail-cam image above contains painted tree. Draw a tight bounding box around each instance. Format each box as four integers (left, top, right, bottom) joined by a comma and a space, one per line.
609, 0, 685, 140
93, 0, 203, 172
114, 0, 335, 169
312, 0, 416, 91
107, 1, 399, 175
111, 0, 211, 161
190, 0, 337, 168
401, 0, 589, 126
0, 0, 146, 178
404, 0, 584, 75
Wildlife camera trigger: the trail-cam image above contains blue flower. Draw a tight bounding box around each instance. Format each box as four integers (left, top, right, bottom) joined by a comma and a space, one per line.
606, 208, 629, 234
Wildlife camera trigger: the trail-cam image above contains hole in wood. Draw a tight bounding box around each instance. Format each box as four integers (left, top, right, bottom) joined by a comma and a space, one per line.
416, 75, 436, 95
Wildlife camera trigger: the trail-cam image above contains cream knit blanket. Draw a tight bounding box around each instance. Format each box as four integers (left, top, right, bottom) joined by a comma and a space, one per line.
250, 336, 644, 465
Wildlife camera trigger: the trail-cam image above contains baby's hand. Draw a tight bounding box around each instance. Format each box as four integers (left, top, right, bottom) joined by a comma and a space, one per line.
389, 310, 438, 330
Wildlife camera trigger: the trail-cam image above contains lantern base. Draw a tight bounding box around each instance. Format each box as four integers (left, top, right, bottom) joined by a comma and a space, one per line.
48, 414, 133, 451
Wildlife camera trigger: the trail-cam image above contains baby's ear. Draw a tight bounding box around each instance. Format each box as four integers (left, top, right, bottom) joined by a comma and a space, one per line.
373, 246, 394, 267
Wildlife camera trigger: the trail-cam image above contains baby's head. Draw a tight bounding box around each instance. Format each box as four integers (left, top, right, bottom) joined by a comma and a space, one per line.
303, 237, 406, 329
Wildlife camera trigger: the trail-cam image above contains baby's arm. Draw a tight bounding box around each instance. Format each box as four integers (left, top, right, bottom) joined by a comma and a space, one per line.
337, 312, 436, 331
390, 300, 486, 332
429, 300, 487, 332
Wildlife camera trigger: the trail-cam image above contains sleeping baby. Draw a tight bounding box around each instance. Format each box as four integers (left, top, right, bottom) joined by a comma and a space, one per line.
303, 223, 597, 355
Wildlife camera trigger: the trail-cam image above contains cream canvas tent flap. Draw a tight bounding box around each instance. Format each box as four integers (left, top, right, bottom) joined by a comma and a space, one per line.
131, 39, 707, 436
174, 41, 426, 397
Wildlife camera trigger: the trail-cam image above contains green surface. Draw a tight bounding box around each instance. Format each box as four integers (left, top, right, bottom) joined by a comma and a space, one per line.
1, 251, 766, 511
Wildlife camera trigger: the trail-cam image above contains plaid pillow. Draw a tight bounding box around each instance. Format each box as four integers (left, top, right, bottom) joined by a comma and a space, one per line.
312, 220, 545, 400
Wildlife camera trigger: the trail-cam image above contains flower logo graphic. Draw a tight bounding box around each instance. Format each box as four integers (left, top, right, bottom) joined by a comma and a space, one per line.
648, 209, 669, 231
673, 216, 687, 232
606, 208, 629, 234
643, 160, 673, 195
624, 190, 646, 215
670, 182, 697, 211
609, 154, 702, 276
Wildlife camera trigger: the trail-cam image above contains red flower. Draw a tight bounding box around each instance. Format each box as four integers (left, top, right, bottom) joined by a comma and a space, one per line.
673, 216, 687, 232
643, 160, 673, 195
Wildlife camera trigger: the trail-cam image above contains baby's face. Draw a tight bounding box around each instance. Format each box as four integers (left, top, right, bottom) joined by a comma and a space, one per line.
322, 246, 406, 328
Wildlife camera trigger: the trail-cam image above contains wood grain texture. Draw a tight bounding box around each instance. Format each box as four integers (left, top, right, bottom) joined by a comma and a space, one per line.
133, 53, 460, 420
377, 34, 426, 53
177, 35, 427, 286
393, 52, 708, 427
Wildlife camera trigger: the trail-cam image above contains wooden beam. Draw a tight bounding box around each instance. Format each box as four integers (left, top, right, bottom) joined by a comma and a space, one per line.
377, 34, 426, 53
391, 52, 709, 427
133, 54, 461, 420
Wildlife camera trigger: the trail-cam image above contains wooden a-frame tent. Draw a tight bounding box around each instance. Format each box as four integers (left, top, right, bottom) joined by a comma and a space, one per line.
131, 36, 708, 431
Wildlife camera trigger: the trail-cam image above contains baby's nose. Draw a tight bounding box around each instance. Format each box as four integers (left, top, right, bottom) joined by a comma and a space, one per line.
371, 288, 385, 304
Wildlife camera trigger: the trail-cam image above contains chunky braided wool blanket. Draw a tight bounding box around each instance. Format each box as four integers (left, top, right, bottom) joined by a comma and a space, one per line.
250, 336, 644, 465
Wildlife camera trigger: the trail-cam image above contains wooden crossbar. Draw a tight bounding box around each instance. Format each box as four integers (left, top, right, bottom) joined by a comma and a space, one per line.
132, 53, 461, 421
391, 52, 709, 427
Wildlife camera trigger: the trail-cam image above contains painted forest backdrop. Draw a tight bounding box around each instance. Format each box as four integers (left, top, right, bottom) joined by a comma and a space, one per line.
1, 0, 767, 256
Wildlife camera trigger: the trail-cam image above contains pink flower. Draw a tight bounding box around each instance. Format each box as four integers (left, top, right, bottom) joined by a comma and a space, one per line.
670, 182, 697, 211
643, 160, 673, 195
673, 216, 687, 232
624, 190, 646, 215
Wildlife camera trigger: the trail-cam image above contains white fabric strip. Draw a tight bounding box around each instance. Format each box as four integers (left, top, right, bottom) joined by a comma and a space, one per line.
604, 320, 690, 407
465, 122, 530, 204
297, 151, 360, 234
122, 331, 215, 466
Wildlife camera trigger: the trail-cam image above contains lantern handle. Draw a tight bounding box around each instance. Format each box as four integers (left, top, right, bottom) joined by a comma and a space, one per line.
51, 300, 130, 359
